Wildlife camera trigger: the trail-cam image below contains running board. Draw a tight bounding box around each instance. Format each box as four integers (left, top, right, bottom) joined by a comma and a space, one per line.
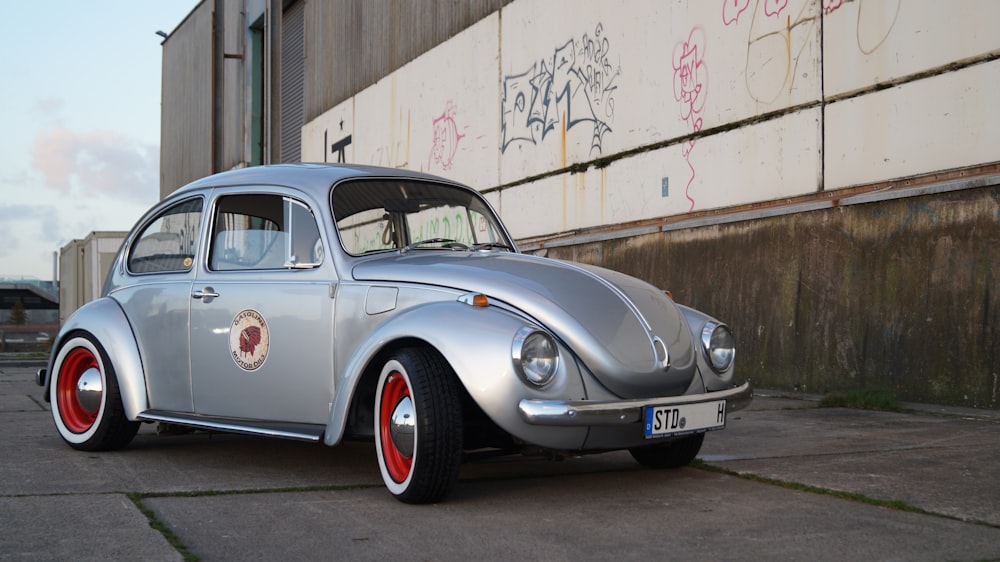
137, 410, 325, 442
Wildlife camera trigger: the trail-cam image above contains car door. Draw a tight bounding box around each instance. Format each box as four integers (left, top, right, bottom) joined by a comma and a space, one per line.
189, 190, 336, 424
113, 196, 204, 413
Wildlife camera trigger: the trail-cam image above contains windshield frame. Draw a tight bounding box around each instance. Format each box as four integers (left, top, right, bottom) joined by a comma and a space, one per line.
330, 178, 516, 257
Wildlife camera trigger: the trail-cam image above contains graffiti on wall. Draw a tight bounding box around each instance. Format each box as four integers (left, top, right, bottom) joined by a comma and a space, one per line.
724, 0, 899, 104
428, 101, 465, 171
501, 23, 620, 156
369, 109, 412, 169
817, 0, 901, 55
851, 0, 900, 55
673, 27, 708, 212
322, 124, 353, 164
723, 0, 818, 105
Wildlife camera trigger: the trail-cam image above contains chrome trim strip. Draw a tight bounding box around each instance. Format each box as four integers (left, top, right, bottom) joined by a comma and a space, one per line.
517, 381, 752, 426
137, 410, 324, 442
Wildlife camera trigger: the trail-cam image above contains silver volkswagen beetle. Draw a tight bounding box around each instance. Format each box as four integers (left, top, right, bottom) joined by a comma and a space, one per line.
38, 163, 751, 503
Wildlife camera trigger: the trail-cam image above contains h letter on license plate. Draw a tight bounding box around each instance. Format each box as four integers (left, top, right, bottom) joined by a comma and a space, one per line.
644, 400, 726, 438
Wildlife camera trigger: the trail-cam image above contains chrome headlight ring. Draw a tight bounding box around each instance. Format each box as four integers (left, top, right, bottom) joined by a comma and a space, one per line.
701, 322, 736, 373
512, 327, 560, 387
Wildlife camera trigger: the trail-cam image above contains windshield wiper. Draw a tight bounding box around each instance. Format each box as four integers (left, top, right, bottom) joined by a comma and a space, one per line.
471, 242, 513, 252
401, 238, 470, 253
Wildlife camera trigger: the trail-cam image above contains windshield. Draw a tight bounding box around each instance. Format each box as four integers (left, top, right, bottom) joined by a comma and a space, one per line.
331, 179, 513, 256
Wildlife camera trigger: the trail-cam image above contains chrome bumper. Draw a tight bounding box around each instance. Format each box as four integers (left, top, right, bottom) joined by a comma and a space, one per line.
518, 381, 753, 426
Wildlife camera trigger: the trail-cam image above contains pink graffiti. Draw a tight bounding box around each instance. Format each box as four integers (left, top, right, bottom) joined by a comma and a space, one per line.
822, 0, 843, 14
723, 0, 751, 25
672, 27, 708, 212
724, 0, 791, 25
673, 29, 707, 127
428, 100, 465, 171
763, 0, 788, 17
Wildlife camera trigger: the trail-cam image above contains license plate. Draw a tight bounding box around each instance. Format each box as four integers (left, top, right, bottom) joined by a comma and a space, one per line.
644, 400, 726, 438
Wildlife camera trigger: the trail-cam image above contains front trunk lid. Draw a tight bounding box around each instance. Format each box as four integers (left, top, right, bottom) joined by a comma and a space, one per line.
353, 252, 697, 398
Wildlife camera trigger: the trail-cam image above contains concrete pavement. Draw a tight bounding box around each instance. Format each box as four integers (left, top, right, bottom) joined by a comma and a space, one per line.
2, 364, 998, 561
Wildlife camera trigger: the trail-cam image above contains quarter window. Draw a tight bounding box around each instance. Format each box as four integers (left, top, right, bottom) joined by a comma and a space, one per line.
209, 194, 323, 270
127, 198, 202, 274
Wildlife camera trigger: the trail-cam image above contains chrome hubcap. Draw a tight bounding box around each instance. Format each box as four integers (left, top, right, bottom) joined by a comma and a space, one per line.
76, 367, 103, 414
389, 396, 415, 458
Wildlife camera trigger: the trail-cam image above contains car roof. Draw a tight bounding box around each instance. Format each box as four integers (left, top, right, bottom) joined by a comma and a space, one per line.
168, 163, 466, 199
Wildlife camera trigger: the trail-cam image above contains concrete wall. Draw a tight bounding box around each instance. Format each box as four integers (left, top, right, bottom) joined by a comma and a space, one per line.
303, 0, 1000, 215
297, 0, 1000, 408
544, 177, 1000, 408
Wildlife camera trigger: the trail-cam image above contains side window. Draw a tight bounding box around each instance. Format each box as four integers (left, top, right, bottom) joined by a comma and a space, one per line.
128, 198, 203, 274
209, 194, 323, 271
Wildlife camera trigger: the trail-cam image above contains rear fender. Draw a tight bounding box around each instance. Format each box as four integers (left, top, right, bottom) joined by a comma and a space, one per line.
46, 298, 148, 420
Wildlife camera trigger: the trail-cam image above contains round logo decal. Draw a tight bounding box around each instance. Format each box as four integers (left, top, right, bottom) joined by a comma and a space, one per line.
229, 309, 269, 371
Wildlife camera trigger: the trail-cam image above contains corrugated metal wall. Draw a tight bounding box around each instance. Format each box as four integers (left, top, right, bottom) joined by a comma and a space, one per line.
303, 0, 509, 124
160, 1, 214, 198
279, 0, 306, 163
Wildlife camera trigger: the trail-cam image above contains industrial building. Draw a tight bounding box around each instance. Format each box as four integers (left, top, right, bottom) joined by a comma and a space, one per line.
158, 0, 1000, 408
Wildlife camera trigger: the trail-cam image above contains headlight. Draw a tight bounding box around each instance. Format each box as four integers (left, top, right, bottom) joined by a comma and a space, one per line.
701, 322, 735, 373
512, 327, 559, 387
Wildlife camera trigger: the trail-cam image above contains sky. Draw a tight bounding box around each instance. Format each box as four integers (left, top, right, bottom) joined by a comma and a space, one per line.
0, 1, 200, 281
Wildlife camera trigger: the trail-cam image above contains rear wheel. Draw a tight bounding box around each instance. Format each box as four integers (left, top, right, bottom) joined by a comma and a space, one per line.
374, 348, 462, 503
629, 433, 705, 469
50, 333, 140, 451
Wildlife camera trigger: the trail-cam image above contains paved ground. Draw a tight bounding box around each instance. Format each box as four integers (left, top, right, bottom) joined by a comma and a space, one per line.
2, 362, 998, 561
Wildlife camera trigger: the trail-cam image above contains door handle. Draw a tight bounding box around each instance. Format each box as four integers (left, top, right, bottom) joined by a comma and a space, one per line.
192, 287, 220, 300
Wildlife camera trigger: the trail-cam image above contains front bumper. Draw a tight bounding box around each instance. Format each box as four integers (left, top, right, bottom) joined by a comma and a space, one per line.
517, 381, 752, 427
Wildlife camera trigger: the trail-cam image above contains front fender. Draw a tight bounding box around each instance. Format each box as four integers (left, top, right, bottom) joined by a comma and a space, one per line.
46, 298, 147, 420
676, 303, 736, 391
324, 300, 589, 449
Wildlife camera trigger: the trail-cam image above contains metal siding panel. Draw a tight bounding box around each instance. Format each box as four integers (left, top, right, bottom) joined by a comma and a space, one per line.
160, 1, 214, 197
279, 1, 306, 162
304, 0, 510, 124
222, 0, 245, 170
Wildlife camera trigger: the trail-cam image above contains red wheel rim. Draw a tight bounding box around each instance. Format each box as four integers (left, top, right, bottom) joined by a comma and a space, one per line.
379, 372, 412, 483
57, 347, 100, 433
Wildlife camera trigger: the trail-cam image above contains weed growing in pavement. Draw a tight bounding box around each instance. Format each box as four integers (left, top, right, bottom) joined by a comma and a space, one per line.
126, 493, 199, 562
818, 388, 902, 412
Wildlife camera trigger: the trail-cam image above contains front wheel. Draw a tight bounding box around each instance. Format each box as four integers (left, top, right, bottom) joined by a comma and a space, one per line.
629, 433, 705, 469
50, 333, 140, 451
374, 348, 463, 503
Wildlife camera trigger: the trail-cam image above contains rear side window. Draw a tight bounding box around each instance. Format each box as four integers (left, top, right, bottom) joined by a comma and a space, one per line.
209, 194, 323, 271
127, 198, 203, 274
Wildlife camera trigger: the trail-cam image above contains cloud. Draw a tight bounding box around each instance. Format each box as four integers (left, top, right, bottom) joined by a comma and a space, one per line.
0, 204, 62, 270
31, 127, 159, 202
0, 203, 63, 247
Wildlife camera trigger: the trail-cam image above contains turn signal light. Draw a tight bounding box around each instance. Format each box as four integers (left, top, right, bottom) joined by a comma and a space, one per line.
459, 292, 490, 307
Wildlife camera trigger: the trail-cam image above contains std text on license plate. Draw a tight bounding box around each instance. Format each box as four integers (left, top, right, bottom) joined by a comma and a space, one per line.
644, 400, 726, 438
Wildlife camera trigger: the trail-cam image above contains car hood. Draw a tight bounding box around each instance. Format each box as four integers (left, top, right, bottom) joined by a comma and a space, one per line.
352, 252, 697, 398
